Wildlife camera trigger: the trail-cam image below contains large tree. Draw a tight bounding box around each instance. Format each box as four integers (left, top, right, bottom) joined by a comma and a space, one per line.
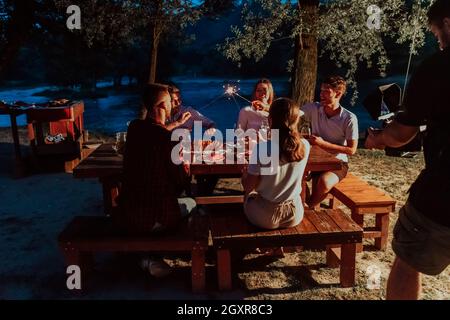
1, 0, 204, 84
137, 0, 200, 83
220, 0, 431, 106
0, 0, 37, 77
52, 0, 202, 84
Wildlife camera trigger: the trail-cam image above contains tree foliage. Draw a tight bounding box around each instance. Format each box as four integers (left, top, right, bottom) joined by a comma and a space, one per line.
220, 0, 433, 103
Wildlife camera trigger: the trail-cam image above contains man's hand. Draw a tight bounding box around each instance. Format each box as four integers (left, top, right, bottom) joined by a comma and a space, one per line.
308, 135, 325, 147
365, 128, 386, 150
251, 100, 270, 112
177, 112, 192, 125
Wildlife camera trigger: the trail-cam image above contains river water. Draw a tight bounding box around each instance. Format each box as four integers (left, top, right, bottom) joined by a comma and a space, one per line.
0, 76, 406, 136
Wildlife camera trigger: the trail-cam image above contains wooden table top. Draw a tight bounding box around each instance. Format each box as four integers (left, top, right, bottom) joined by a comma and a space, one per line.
73, 143, 343, 179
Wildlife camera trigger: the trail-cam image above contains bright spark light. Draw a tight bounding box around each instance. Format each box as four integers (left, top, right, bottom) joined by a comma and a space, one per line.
223, 83, 252, 104
224, 84, 238, 96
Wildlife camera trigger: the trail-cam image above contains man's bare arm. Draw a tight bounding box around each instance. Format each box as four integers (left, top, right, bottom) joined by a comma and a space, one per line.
310, 136, 358, 155
366, 120, 419, 150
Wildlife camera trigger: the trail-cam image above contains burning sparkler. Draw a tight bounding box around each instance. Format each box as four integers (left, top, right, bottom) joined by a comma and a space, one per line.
223, 83, 252, 104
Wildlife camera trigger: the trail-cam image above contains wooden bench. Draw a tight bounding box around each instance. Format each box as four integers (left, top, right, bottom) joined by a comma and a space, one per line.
58, 215, 208, 293
330, 173, 396, 251
208, 206, 363, 291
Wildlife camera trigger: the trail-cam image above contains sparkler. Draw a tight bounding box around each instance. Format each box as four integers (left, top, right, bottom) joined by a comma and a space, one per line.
223, 83, 252, 104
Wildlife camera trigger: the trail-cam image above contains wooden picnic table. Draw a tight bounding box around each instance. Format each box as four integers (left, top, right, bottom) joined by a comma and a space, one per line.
73, 142, 343, 214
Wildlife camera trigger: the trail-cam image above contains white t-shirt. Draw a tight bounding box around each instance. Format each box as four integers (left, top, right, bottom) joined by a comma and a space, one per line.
237, 106, 269, 131
247, 139, 310, 203
302, 102, 359, 162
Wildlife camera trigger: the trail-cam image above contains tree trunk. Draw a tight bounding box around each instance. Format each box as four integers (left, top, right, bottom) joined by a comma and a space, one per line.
291, 0, 319, 108
148, 1, 164, 84
148, 29, 160, 84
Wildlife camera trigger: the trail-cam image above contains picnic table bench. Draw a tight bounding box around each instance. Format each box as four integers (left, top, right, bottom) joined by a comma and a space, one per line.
207, 204, 363, 290
58, 214, 209, 293
330, 173, 396, 251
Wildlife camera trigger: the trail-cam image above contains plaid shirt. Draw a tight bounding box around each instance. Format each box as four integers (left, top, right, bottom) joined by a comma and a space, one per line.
115, 118, 189, 234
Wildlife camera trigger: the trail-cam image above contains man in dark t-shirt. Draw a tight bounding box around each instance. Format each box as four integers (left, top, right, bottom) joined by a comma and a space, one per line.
115, 84, 196, 278
366, 0, 450, 300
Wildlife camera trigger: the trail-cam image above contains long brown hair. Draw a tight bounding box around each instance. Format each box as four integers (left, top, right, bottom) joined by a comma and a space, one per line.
252, 78, 275, 105
269, 98, 305, 162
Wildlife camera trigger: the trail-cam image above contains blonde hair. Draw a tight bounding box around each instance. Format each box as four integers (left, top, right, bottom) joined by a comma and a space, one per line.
269, 98, 305, 162
252, 78, 275, 105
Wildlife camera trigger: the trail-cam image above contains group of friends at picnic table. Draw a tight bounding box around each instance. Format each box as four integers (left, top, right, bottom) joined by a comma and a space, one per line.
106, 0, 449, 299
112, 75, 359, 276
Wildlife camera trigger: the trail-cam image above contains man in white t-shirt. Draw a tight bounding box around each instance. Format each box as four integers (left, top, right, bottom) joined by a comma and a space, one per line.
302, 76, 359, 208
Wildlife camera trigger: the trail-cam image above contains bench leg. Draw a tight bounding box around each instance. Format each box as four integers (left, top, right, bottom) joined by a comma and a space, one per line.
191, 244, 206, 293
375, 213, 389, 250
329, 196, 340, 209
351, 210, 364, 252
326, 246, 341, 268
217, 249, 232, 291
100, 177, 120, 215
340, 243, 356, 287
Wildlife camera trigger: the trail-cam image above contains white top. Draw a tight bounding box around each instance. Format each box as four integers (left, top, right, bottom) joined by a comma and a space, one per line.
237, 106, 269, 131
302, 102, 359, 162
248, 139, 310, 203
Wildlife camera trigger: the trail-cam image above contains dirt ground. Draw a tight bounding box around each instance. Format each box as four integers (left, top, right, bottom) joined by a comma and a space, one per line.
0, 127, 448, 300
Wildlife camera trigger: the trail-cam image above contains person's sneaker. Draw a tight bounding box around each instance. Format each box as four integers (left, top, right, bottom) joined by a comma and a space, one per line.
140, 257, 172, 278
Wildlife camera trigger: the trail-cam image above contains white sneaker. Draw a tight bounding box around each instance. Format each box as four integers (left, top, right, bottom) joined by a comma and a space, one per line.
140, 258, 172, 278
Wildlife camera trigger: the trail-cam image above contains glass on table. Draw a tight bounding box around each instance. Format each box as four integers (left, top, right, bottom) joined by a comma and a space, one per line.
299, 122, 312, 139
113, 132, 127, 154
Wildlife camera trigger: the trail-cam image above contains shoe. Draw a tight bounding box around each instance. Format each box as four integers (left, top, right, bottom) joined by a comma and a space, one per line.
140, 257, 172, 278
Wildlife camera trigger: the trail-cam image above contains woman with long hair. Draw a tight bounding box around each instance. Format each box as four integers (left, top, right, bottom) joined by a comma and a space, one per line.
242, 97, 310, 229
236, 78, 274, 131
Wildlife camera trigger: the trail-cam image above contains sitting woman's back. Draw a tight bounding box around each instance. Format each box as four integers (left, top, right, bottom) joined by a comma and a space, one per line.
242, 98, 310, 229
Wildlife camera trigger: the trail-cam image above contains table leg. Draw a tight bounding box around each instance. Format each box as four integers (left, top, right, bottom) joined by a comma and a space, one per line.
217, 249, 232, 291
340, 243, 357, 287
99, 176, 120, 215
9, 113, 26, 178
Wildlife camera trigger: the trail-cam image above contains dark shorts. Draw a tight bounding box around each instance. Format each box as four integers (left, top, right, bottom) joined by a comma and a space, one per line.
392, 201, 450, 275
311, 162, 349, 182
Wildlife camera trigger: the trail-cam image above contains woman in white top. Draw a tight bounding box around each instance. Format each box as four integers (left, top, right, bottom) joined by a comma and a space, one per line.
242, 97, 310, 229
236, 78, 274, 131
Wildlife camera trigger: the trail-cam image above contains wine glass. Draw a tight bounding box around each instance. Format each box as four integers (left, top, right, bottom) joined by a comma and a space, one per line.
113, 132, 127, 154
300, 122, 312, 139
259, 118, 270, 141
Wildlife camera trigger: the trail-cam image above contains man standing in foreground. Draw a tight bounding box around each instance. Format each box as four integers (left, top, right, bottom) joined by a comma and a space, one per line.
366, 0, 450, 300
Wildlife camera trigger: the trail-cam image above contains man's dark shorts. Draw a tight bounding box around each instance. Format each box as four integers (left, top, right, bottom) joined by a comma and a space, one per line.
311, 162, 349, 182
393, 201, 450, 275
